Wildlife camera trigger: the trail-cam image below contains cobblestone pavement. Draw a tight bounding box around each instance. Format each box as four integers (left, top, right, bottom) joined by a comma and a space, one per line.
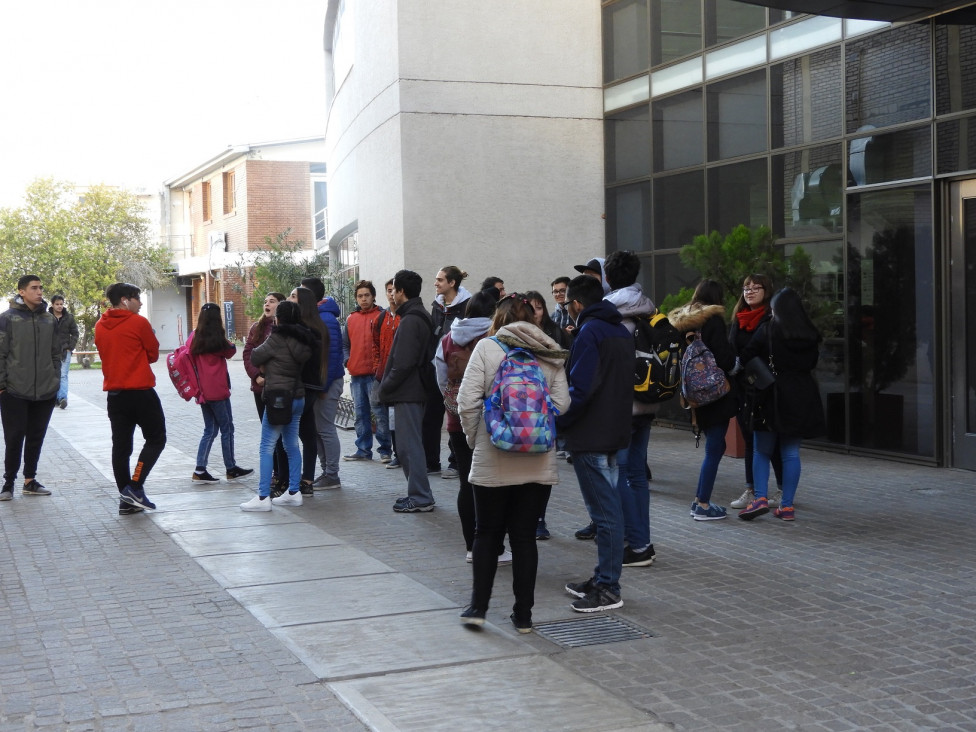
1, 361, 974, 731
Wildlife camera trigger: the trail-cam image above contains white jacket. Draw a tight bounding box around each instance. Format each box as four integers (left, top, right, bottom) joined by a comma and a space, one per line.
458, 321, 570, 488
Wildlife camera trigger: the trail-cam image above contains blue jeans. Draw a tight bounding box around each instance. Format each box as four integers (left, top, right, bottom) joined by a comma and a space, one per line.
616, 421, 652, 550
350, 375, 392, 457
754, 431, 802, 507
196, 399, 235, 471
57, 352, 71, 402
695, 423, 728, 505
258, 397, 304, 497
571, 451, 623, 594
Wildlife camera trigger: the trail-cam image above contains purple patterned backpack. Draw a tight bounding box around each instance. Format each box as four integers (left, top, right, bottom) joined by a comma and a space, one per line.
680, 332, 730, 409
483, 338, 558, 453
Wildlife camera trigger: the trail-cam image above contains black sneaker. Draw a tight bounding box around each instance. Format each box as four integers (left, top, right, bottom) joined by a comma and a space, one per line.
460, 606, 485, 627
23, 480, 51, 496
393, 498, 435, 513
312, 474, 341, 489
299, 480, 314, 496
120, 485, 156, 510
270, 477, 287, 498
0, 483, 13, 501
564, 578, 596, 599
225, 467, 254, 481
192, 470, 221, 484
574, 522, 596, 540
510, 613, 533, 634
119, 502, 145, 515
571, 585, 623, 613
622, 544, 656, 567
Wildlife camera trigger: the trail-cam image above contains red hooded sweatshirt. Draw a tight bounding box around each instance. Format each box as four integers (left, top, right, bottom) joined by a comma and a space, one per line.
94, 308, 158, 391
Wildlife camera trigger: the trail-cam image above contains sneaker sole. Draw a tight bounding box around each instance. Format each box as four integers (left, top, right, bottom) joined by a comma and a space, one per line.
461, 617, 485, 627
693, 514, 727, 521
23, 491, 52, 496
738, 507, 769, 521
0, 493, 13, 501
342, 456, 371, 461
120, 495, 155, 510
385, 464, 402, 469
119, 507, 145, 515
536, 534, 550, 541
192, 478, 221, 484
393, 504, 435, 513
622, 557, 655, 567
571, 598, 624, 613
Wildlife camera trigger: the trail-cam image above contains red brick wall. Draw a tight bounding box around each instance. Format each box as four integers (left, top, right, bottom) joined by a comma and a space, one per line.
245, 160, 313, 250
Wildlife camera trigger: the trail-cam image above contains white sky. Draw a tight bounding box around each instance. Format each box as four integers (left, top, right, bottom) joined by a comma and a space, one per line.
0, 0, 327, 207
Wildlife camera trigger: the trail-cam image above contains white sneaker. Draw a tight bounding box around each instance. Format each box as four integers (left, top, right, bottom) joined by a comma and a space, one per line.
465, 551, 473, 563
497, 550, 512, 566
240, 495, 271, 512
729, 487, 755, 509
272, 491, 303, 507
441, 468, 459, 479
768, 489, 782, 508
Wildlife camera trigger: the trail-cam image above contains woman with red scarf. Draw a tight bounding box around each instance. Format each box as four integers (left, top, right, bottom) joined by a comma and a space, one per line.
728, 274, 783, 509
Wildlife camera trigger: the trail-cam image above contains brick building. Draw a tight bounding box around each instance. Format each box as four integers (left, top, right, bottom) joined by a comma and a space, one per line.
162, 137, 326, 340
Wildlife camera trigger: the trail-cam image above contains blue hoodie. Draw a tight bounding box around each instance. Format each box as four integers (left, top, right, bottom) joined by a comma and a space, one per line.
316, 297, 344, 389
556, 299, 633, 452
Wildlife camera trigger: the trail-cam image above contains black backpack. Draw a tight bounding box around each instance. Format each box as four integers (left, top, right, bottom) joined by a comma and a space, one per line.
633, 312, 684, 404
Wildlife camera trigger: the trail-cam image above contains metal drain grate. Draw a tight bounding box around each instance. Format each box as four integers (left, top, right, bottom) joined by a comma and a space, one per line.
534, 615, 652, 648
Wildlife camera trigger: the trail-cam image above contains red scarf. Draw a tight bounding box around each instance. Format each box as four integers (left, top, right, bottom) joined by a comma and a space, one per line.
736, 305, 766, 332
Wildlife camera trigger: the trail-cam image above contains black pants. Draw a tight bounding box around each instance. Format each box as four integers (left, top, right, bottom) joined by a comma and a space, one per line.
107, 389, 166, 494
470, 482, 551, 621
0, 392, 56, 484
298, 395, 318, 481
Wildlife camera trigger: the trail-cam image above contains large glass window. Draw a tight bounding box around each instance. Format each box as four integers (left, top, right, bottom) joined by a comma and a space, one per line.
845, 23, 931, 134
604, 0, 649, 83
651, 0, 701, 66
937, 115, 976, 175
606, 183, 651, 253
653, 90, 703, 171
606, 106, 651, 182
708, 158, 768, 233
935, 23, 976, 115
707, 70, 767, 161
705, 0, 766, 48
771, 47, 842, 149
772, 144, 844, 239
842, 187, 934, 457
848, 126, 931, 187
653, 170, 704, 250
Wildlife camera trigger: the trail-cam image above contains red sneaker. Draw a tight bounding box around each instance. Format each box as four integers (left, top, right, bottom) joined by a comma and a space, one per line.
738, 497, 769, 521
773, 506, 795, 521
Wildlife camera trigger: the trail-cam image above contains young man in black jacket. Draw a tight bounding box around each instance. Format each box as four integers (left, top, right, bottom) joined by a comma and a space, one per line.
557, 275, 634, 612
378, 270, 437, 513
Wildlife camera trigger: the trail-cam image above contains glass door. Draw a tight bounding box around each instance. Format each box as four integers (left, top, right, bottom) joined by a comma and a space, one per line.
950, 179, 976, 470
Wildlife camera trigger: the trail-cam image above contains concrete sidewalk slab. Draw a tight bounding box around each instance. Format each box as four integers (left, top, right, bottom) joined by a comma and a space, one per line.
168, 521, 343, 556
197, 544, 395, 588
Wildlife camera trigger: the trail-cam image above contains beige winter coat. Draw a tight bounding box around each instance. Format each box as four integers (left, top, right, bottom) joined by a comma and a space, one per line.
458, 321, 570, 488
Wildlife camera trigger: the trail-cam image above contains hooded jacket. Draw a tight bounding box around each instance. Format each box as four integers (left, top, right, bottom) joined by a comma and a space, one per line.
667, 302, 738, 431
431, 285, 472, 338
94, 307, 158, 392
250, 323, 314, 400
316, 297, 344, 389
457, 321, 570, 487
185, 331, 235, 402
378, 296, 435, 404
555, 299, 633, 452
435, 315, 492, 432
605, 283, 657, 419
373, 308, 400, 381
0, 296, 61, 400
50, 306, 79, 354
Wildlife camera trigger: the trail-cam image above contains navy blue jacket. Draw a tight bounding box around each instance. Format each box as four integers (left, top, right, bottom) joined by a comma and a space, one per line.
317, 297, 344, 390
556, 300, 633, 452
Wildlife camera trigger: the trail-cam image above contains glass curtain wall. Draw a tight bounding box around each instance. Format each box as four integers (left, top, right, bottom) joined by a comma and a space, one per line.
603, 2, 976, 461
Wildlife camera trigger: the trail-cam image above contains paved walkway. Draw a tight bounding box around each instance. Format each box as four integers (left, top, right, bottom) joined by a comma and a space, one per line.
1, 361, 974, 731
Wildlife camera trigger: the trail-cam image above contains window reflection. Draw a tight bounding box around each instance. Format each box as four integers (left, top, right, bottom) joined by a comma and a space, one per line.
707, 70, 767, 161
653, 90, 703, 171
651, 0, 701, 66
771, 47, 842, 148
603, 0, 649, 83
653, 171, 704, 250
705, 0, 766, 48
708, 158, 768, 233
937, 116, 976, 175
606, 183, 651, 253
772, 145, 844, 238
935, 23, 976, 115
606, 106, 651, 182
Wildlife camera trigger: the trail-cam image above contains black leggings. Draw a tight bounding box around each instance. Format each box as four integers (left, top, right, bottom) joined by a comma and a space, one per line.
106, 389, 167, 492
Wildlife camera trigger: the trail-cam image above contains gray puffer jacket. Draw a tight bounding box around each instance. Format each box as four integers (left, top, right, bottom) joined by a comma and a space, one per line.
250, 324, 314, 400
0, 297, 61, 401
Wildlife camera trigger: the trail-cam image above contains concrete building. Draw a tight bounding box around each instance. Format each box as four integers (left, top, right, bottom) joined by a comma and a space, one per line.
162, 138, 326, 344
321, 0, 606, 296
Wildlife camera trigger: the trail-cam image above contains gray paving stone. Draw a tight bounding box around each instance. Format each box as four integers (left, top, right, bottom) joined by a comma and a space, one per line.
168, 522, 343, 556
197, 544, 394, 588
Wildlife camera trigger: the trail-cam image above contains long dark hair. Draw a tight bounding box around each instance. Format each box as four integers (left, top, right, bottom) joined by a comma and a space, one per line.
692, 279, 724, 307
191, 303, 233, 355
293, 287, 329, 381
488, 293, 535, 335
259, 292, 286, 327
770, 287, 820, 342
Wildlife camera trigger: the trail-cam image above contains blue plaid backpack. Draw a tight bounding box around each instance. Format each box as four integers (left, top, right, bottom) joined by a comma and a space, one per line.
483, 337, 558, 453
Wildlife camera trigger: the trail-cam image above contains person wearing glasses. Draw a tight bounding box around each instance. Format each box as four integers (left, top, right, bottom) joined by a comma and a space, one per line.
94, 283, 167, 513
549, 276, 573, 333
0, 275, 60, 501
728, 275, 784, 510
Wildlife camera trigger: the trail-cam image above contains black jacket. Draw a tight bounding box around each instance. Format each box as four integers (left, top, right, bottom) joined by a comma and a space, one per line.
378, 296, 435, 404
740, 322, 826, 438
556, 300, 633, 452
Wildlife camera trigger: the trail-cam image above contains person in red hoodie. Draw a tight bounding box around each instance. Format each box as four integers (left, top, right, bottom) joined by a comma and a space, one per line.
94, 283, 166, 514
342, 280, 392, 461
186, 303, 253, 485
373, 278, 401, 468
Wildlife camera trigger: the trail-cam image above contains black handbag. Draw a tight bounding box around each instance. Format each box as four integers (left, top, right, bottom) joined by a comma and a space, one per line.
743, 356, 775, 390
264, 389, 294, 425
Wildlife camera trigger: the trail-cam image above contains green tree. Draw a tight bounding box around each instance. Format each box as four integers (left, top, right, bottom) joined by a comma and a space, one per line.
231, 229, 355, 321
0, 178, 171, 348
